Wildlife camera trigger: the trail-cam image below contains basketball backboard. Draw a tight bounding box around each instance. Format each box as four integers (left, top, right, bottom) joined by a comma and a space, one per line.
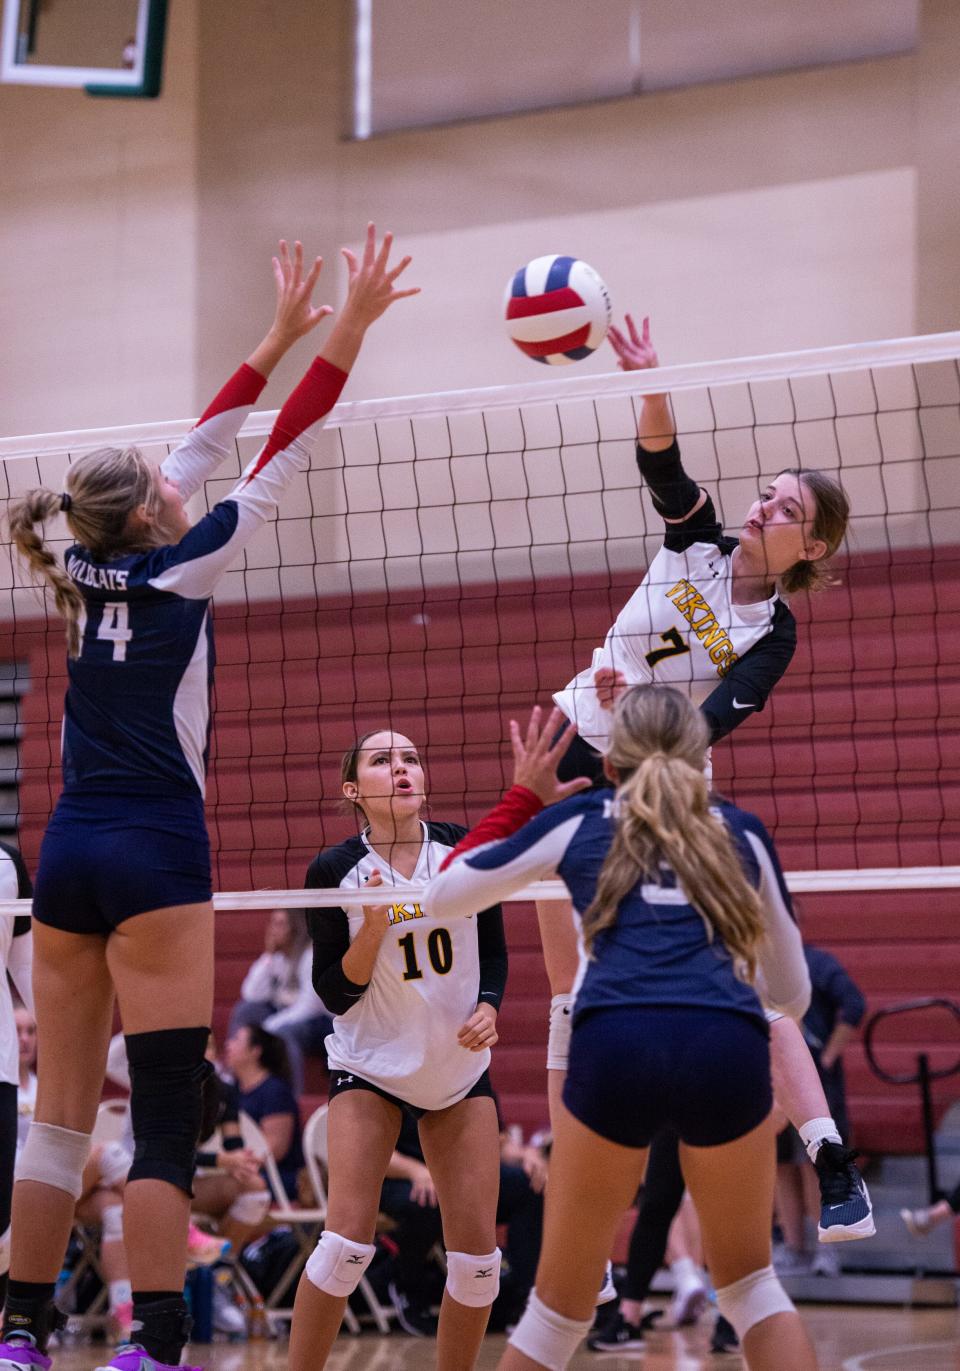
0, 0, 167, 96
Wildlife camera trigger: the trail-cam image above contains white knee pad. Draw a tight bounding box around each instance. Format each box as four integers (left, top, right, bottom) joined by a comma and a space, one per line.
228, 1189, 271, 1225
716, 1264, 795, 1340
445, 1247, 501, 1308
546, 993, 574, 1072
0, 1225, 10, 1277
509, 1290, 593, 1370
304, 1230, 376, 1298
98, 1141, 133, 1190
101, 1202, 124, 1245
16, 1122, 92, 1201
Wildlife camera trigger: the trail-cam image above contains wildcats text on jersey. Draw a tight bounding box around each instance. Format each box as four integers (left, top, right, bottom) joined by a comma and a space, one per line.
665, 579, 738, 676
66, 554, 129, 592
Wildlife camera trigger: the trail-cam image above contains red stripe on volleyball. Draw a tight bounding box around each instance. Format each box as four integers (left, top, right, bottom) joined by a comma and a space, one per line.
514, 324, 591, 358
506, 287, 584, 320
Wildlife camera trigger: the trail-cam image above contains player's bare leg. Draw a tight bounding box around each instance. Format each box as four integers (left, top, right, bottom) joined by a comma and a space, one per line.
288, 1090, 400, 1371
106, 901, 215, 1293
420, 1095, 501, 1371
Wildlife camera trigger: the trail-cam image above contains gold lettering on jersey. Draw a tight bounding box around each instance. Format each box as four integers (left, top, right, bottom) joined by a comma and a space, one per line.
387, 902, 425, 926
664, 579, 739, 678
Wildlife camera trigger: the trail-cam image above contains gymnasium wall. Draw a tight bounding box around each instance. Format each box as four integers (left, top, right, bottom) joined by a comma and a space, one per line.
2, 2, 960, 438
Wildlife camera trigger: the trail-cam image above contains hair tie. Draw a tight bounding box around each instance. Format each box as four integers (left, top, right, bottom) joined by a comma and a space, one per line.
59, 492, 72, 513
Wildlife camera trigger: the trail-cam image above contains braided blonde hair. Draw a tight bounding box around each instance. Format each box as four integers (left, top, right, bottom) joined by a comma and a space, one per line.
7, 446, 169, 658
582, 685, 765, 978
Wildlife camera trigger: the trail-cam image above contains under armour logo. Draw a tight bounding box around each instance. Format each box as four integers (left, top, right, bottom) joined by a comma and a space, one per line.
346, 1255, 365, 1264
337, 1075, 354, 1085
476, 1268, 493, 1278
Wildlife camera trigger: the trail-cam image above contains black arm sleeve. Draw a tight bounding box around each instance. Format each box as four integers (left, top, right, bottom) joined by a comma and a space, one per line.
476, 904, 508, 1012
636, 438, 724, 550
305, 844, 372, 1016
700, 602, 797, 743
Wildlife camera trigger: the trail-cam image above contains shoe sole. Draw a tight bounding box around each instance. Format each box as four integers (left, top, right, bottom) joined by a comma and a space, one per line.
671, 1286, 708, 1326
817, 1213, 876, 1243
588, 1339, 646, 1352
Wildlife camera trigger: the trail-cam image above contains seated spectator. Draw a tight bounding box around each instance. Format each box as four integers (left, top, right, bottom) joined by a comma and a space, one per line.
775, 941, 866, 1277
224, 1025, 305, 1203
194, 1037, 272, 1256
379, 1099, 546, 1337
14, 1007, 36, 1156
228, 909, 332, 1095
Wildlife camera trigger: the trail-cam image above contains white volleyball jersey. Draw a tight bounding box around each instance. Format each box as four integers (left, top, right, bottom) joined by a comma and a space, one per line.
306, 824, 506, 1112
555, 520, 795, 752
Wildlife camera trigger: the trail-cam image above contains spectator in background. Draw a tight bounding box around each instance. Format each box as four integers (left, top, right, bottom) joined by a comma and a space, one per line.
229, 908, 332, 1095
224, 1025, 304, 1203
775, 942, 866, 1277
13, 1010, 36, 1159
379, 1099, 547, 1337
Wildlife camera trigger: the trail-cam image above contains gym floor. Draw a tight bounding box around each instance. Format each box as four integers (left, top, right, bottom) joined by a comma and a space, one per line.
50, 1306, 960, 1370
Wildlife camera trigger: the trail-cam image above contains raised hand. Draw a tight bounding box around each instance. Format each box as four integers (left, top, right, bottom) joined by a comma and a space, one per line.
340, 222, 420, 328
608, 313, 658, 372
509, 706, 592, 806
361, 869, 390, 932
270, 239, 333, 346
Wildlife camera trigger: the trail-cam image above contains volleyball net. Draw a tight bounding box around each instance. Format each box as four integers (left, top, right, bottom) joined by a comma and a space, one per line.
0, 331, 958, 915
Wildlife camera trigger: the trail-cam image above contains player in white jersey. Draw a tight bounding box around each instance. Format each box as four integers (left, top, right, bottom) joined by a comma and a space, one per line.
542, 316, 867, 1314
0, 845, 34, 1311
0, 227, 418, 1371
289, 728, 536, 1371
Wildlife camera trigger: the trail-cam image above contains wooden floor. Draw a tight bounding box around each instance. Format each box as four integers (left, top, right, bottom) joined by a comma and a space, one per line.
50, 1307, 960, 1370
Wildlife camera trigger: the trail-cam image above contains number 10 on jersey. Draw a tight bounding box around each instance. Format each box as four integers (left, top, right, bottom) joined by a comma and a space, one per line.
398, 927, 454, 981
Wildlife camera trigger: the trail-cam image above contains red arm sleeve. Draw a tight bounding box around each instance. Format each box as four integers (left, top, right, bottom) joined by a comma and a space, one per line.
440, 787, 544, 870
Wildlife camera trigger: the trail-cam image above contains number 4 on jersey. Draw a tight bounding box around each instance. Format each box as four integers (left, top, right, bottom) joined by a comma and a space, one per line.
98, 601, 133, 661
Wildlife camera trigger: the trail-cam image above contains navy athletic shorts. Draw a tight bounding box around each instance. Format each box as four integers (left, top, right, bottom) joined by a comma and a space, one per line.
32, 792, 212, 935
563, 1004, 772, 1149
327, 1067, 495, 1121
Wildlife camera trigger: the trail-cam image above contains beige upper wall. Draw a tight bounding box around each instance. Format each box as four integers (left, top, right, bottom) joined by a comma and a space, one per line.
1, 0, 958, 437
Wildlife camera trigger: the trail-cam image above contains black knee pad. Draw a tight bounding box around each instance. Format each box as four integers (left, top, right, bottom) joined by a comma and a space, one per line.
125, 1026, 213, 1195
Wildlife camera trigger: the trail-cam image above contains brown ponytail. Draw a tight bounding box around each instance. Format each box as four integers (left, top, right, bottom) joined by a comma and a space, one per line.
582, 685, 765, 978
7, 489, 86, 657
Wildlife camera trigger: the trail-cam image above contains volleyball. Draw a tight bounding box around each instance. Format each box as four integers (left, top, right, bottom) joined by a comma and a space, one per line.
504, 254, 612, 365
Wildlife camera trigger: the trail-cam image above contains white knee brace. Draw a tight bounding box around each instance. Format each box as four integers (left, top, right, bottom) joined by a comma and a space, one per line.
305, 1230, 376, 1298
16, 1122, 92, 1201
546, 993, 574, 1072
509, 1290, 593, 1370
98, 1140, 133, 1190
228, 1189, 271, 1225
445, 1248, 501, 1308
716, 1264, 794, 1340
101, 1202, 124, 1245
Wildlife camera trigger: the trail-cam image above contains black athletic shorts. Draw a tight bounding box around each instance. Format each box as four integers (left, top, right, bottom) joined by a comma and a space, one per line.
327, 1067, 495, 1121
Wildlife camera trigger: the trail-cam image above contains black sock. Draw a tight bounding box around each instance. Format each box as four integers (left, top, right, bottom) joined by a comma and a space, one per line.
131, 1292, 190, 1365
3, 1280, 58, 1350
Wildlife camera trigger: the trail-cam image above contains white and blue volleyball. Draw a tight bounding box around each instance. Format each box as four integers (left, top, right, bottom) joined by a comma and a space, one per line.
505, 255, 611, 365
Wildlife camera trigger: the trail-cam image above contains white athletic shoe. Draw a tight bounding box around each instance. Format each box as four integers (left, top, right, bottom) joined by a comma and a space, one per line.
669, 1277, 709, 1327
596, 1261, 617, 1305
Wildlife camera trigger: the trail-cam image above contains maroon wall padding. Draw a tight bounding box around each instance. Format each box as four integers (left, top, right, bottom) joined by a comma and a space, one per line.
3, 544, 958, 1152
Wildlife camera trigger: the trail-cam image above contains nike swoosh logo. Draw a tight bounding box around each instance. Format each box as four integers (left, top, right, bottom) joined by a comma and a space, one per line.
732, 699, 754, 710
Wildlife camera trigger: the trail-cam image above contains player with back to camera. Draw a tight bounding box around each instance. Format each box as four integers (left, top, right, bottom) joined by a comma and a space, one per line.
535, 317, 870, 1298
289, 726, 543, 1371
0, 225, 418, 1371
427, 693, 819, 1371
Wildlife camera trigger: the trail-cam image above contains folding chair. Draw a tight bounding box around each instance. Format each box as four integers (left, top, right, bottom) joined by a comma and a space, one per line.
237, 1110, 326, 1329
58, 1099, 133, 1331
302, 1104, 394, 1335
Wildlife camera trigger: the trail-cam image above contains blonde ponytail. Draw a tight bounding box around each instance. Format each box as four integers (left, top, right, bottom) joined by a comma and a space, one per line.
582, 686, 765, 979
7, 489, 85, 657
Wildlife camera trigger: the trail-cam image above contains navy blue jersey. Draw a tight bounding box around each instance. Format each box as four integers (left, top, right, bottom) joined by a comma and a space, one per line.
59, 358, 346, 800
428, 788, 810, 1025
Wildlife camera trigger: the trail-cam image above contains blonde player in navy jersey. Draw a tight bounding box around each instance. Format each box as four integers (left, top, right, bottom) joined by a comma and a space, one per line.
0, 225, 418, 1371
428, 694, 819, 1371
289, 728, 574, 1371
540, 317, 870, 1272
